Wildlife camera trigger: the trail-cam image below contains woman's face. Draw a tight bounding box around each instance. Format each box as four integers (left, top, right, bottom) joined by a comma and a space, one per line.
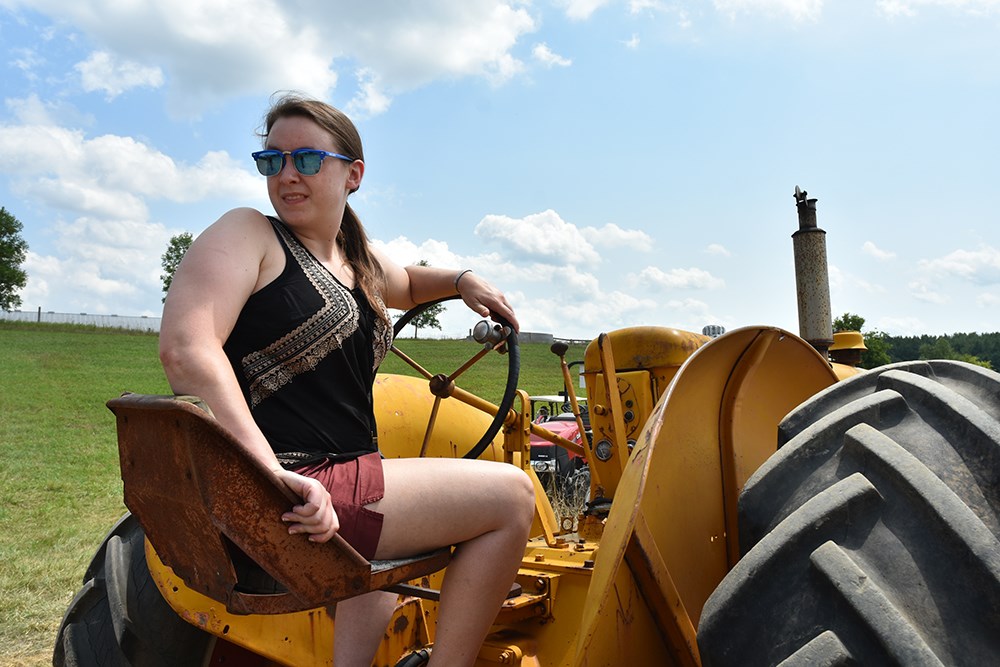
263, 115, 363, 232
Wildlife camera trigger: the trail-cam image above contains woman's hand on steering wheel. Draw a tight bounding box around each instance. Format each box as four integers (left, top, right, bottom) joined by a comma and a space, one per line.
454, 271, 520, 333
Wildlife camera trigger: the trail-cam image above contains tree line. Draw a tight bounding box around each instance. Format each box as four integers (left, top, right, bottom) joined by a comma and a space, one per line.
834, 313, 996, 371
882, 332, 999, 370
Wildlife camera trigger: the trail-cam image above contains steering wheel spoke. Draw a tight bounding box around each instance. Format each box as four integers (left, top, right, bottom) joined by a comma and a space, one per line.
391, 296, 520, 459
389, 344, 434, 380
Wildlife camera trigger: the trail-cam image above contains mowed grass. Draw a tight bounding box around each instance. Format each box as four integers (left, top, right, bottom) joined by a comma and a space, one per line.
0, 321, 588, 665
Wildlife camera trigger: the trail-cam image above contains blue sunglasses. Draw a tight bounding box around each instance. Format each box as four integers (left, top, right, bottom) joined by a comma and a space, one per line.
251, 149, 354, 176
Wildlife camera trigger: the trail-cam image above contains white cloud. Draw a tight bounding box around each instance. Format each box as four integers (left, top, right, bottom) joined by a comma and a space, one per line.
557, 0, 614, 20
346, 68, 392, 119
335, 3, 535, 88
507, 262, 602, 299
663, 297, 716, 327
712, 0, 824, 21
474, 211, 652, 265
631, 266, 725, 290
20, 217, 172, 316
533, 43, 572, 68
909, 280, 950, 304
6, 93, 94, 128
876, 0, 1000, 18
0, 117, 264, 315
10, 47, 44, 80
12, 1, 536, 117
11, 0, 338, 115
629, 0, 666, 12
372, 233, 619, 338
373, 212, 670, 339
622, 34, 641, 50
519, 288, 660, 337
475, 209, 601, 264
579, 223, 652, 250
877, 0, 918, 15
373, 236, 462, 270
919, 245, 1000, 285
0, 122, 259, 213
977, 292, 1000, 307
20, 251, 55, 304
706, 243, 732, 257
862, 240, 896, 261
75, 51, 163, 99
875, 315, 927, 336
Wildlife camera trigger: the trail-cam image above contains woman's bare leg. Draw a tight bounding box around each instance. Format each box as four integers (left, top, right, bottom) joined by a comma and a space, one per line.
372, 458, 535, 667
333, 590, 398, 667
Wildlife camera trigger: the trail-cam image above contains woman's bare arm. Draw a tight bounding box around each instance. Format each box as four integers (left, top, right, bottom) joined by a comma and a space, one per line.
159, 208, 280, 468
376, 250, 520, 331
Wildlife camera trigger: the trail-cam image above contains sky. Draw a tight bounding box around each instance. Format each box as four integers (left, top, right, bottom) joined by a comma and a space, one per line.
1, 0, 998, 341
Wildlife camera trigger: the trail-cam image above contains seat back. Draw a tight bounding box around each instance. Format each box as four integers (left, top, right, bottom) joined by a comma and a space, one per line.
109, 393, 379, 614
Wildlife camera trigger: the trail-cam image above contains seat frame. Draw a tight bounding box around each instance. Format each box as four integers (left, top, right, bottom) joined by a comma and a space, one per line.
109, 393, 450, 615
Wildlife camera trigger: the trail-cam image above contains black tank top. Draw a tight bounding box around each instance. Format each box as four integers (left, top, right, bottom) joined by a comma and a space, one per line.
223, 217, 392, 460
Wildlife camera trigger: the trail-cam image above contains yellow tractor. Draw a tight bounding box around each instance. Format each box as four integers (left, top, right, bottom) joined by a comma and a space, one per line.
54, 190, 1000, 666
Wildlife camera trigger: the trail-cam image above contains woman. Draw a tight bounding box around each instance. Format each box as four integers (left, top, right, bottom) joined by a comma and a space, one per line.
159, 94, 535, 667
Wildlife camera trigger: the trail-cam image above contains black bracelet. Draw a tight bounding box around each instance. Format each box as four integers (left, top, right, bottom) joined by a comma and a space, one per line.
454, 269, 473, 292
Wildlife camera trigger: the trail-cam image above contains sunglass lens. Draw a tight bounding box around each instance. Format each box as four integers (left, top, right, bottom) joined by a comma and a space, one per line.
255, 152, 283, 176
294, 151, 324, 175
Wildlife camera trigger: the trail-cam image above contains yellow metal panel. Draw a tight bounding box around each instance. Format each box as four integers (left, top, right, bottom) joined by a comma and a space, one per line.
831, 361, 866, 380
146, 538, 333, 666
148, 538, 436, 667
576, 563, 676, 666
509, 547, 602, 667
576, 327, 838, 665
582, 328, 709, 500
583, 326, 710, 385
373, 374, 504, 461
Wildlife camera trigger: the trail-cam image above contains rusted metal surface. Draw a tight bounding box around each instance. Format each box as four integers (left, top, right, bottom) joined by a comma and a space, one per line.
792, 186, 834, 356
109, 393, 449, 616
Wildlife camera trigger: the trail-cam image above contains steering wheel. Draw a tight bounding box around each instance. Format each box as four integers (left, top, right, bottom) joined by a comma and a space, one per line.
391, 295, 520, 460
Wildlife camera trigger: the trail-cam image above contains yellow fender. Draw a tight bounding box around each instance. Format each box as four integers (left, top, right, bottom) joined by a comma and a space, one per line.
374, 373, 506, 461
575, 326, 838, 666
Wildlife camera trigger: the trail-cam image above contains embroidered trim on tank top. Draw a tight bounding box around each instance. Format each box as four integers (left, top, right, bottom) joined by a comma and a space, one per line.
240, 220, 389, 408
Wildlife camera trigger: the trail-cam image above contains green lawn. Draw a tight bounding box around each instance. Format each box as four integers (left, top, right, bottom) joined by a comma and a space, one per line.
0, 321, 587, 665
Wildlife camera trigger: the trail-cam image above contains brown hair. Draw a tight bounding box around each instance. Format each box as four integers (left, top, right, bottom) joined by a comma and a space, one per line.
260, 93, 388, 324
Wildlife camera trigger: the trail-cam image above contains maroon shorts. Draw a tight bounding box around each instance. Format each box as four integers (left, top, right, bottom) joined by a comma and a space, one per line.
292, 452, 385, 560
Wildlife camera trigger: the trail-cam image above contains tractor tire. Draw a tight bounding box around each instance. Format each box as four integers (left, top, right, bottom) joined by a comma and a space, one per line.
697, 361, 1000, 666
54, 513, 214, 667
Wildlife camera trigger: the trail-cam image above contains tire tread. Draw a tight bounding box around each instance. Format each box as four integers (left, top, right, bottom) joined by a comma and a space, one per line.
698, 361, 1000, 666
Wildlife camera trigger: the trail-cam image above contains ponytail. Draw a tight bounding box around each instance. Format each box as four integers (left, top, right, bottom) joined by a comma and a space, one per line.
340, 203, 389, 327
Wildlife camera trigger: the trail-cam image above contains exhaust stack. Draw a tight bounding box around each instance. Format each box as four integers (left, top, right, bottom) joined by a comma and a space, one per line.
792, 186, 833, 357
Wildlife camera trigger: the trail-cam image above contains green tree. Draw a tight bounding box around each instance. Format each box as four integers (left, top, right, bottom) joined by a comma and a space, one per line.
160, 232, 193, 303
860, 330, 893, 369
833, 312, 866, 332
919, 337, 992, 369
397, 260, 445, 339
0, 207, 29, 311
832, 312, 892, 369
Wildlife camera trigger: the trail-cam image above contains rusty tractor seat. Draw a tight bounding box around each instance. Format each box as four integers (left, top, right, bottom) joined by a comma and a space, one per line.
108, 393, 451, 616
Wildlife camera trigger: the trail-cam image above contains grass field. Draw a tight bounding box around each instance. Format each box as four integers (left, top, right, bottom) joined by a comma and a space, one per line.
0, 321, 588, 666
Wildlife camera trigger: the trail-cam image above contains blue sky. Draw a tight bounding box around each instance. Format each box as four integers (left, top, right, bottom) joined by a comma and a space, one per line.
1, 0, 998, 340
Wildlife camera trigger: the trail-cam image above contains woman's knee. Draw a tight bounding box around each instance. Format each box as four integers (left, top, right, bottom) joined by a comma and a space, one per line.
505, 466, 536, 525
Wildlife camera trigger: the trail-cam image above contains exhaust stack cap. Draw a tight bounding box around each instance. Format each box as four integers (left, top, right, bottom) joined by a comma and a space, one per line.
794, 185, 819, 230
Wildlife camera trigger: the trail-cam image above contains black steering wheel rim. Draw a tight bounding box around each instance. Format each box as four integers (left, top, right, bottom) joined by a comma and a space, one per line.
392, 295, 520, 459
